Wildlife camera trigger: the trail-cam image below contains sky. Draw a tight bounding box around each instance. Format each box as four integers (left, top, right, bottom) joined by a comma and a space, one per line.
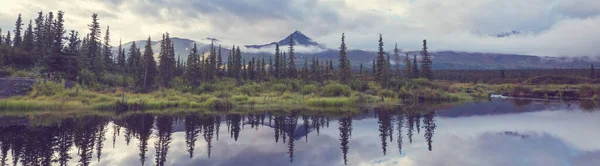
0, 0, 599, 57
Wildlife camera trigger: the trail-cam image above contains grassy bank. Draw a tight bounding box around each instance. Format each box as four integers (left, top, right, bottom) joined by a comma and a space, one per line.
0, 78, 481, 111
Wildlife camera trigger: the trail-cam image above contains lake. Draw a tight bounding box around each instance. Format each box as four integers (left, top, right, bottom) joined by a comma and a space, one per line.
0, 98, 599, 166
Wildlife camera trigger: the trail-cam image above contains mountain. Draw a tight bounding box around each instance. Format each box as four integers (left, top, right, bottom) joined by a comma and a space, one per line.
116, 31, 600, 69
245, 31, 325, 49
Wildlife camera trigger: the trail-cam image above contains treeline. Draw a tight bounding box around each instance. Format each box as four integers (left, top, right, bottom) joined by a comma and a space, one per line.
435, 67, 598, 83
0, 12, 436, 92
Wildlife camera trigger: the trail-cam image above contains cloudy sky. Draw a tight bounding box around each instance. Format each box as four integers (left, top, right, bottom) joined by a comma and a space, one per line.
1, 0, 599, 56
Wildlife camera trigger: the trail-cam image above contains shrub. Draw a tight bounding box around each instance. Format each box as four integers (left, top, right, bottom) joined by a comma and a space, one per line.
32, 80, 65, 96
203, 97, 233, 110
524, 75, 591, 85
214, 91, 232, 99
348, 78, 368, 91
271, 83, 292, 93
379, 89, 396, 98
300, 84, 318, 95
237, 83, 262, 96
509, 85, 532, 97
231, 95, 249, 102
322, 83, 351, 97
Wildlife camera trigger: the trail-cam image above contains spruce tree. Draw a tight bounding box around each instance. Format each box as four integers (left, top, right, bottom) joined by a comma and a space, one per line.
591, 64, 596, 79
282, 52, 287, 77
302, 56, 308, 80
158, 33, 176, 88
33, 11, 45, 64
116, 39, 126, 73
217, 45, 223, 78
127, 42, 141, 85
372, 59, 376, 76
235, 46, 242, 79
288, 34, 296, 78
404, 53, 412, 78
359, 63, 363, 75
338, 33, 351, 83
207, 41, 216, 80
87, 13, 102, 76
412, 54, 419, 78
102, 26, 114, 72
184, 43, 201, 87
142, 37, 158, 92
13, 14, 23, 48
65, 30, 80, 81
274, 43, 280, 78
393, 43, 401, 78
269, 57, 273, 76
375, 34, 386, 84
46, 11, 67, 79
420, 40, 433, 79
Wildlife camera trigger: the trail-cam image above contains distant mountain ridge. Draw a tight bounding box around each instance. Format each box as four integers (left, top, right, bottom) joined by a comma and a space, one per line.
116, 31, 600, 69
245, 31, 325, 49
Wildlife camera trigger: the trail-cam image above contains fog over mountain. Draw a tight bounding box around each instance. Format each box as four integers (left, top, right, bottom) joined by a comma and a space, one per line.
115, 31, 600, 69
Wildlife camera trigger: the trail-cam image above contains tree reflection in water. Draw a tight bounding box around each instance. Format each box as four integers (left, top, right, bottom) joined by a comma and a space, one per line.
0, 107, 438, 165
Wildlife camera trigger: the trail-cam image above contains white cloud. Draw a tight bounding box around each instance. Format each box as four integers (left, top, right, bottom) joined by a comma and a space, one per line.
0, 0, 599, 56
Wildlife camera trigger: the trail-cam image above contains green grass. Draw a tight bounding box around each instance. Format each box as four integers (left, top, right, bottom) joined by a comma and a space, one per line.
1, 78, 485, 111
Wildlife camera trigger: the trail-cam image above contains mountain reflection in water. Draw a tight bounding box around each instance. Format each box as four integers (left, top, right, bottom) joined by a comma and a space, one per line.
0, 98, 599, 166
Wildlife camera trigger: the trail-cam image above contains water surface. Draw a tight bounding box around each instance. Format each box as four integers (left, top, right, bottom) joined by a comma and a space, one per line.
0, 99, 599, 166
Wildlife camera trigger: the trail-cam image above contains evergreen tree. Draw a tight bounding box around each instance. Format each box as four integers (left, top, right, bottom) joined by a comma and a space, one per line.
46, 11, 67, 79
142, 37, 158, 92
302, 56, 308, 80
375, 34, 386, 84
274, 43, 280, 78
102, 26, 114, 72
359, 63, 363, 75
412, 54, 419, 78
338, 33, 351, 83
13, 14, 23, 48
260, 57, 266, 80
127, 42, 141, 84
404, 53, 412, 78
591, 64, 596, 79
116, 39, 126, 73
65, 30, 80, 81
282, 52, 287, 77
269, 57, 273, 76
33, 11, 45, 64
234, 46, 242, 79
393, 43, 401, 78
217, 45, 223, 78
22, 20, 34, 51
207, 41, 216, 80
158, 33, 176, 88
372, 58, 376, 76
87, 13, 102, 76
329, 60, 334, 71
288, 34, 296, 78
184, 43, 201, 87
420, 40, 433, 79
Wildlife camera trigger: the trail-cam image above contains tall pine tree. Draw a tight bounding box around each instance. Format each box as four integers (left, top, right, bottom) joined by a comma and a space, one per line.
420, 40, 433, 79
288, 34, 296, 78
338, 33, 351, 83
141, 37, 158, 92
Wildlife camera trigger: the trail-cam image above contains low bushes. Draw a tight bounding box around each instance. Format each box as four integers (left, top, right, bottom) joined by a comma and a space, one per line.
321, 83, 351, 97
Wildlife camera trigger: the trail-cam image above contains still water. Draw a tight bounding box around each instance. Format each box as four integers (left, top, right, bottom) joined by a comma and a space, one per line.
0, 99, 599, 166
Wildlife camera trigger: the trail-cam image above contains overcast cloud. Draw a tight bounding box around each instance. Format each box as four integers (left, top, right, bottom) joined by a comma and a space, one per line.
0, 0, 599, 56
